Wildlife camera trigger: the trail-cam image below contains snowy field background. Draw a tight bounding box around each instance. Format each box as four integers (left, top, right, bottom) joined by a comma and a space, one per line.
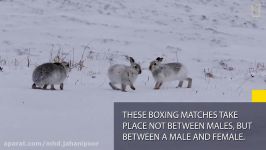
0, 0, 266, 149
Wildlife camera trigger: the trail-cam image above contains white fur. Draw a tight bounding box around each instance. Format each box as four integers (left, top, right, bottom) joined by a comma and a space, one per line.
155, 64, 188, 82
108, 64, 138, 85
32, 63, 69, 88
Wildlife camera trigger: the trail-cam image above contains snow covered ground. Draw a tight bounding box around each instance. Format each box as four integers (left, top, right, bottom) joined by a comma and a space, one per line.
0, 0, 266, 149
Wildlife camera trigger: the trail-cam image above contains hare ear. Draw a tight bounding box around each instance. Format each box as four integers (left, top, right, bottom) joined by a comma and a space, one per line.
66, 62, 70, 68
129, 57, 135, 64
156, 57, 163, 62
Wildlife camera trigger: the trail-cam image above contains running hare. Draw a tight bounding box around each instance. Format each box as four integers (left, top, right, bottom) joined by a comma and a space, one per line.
149, 57, 192, 89
108, 56, 142, 92
32, 62, 70, 90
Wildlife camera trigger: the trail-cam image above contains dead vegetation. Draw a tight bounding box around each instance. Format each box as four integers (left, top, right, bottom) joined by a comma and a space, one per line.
204, 68, 214, 79
248, 62, 266, 78
219, 60, 234, 71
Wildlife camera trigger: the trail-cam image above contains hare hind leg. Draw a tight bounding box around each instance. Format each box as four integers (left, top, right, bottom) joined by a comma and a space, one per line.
154, 81, 163, 90
50, 84, 56, 90
177, 81, 183, 88
32, 83, 41, 89
186, 78, 192, 88
129, 82, 135, 90
60, 83, 64, 90
43, 84, 48, 90
109, 82, 121, 90
121, 84, 127, 92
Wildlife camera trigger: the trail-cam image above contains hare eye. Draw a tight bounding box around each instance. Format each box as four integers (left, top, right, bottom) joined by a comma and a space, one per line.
154, 63, 157, 65
134, 66, 138, 69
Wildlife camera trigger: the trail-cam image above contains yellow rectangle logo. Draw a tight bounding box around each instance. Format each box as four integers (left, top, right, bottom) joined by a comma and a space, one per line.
252, 90, 266, 103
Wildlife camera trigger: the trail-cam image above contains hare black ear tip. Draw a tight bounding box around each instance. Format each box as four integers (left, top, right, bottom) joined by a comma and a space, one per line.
156, 57, 163, 61
129, 57, 135, 62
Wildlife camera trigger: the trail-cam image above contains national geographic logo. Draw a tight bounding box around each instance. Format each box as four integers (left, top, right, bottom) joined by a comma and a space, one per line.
251, 0, 263, 18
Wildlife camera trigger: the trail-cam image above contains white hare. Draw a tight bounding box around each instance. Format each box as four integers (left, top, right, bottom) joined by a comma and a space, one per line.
149, 57, 192, 89
32, 62, 70, 90
108, 56, 142, 92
